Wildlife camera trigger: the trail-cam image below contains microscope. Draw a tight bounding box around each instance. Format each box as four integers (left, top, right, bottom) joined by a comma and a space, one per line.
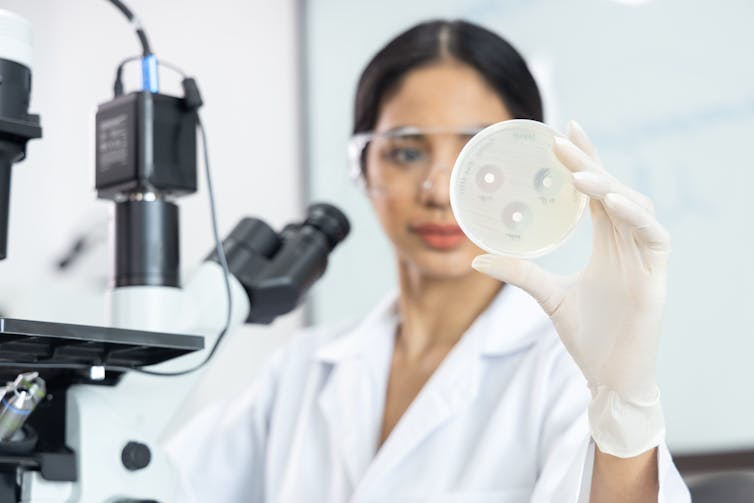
0, 4, 349, 502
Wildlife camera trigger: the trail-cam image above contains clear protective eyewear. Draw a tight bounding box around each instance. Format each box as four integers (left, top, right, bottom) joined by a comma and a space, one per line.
347, 125, 485, 197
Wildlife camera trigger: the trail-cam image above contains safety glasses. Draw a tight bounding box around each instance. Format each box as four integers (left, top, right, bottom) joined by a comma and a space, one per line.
347, 125, 485, 196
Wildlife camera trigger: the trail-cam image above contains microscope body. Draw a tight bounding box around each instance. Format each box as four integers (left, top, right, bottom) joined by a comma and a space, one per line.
45, 207, 346, 502
0, 7, 350, 501
21, 263, 250, 503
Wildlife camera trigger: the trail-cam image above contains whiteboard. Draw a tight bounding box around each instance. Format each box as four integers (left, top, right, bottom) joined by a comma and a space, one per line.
304, 0, 754, 453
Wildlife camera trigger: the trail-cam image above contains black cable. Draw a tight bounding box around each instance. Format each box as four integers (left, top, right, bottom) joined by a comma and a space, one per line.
108, 58, 229, 375
113, 56, 139, 96
1, 114, 235, 378
106, 0, 152, 56
115, 115, 234, 377
106, 0, 134, 21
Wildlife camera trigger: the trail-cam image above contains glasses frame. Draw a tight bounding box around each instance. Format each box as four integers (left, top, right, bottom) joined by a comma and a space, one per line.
346, 125, 486, 190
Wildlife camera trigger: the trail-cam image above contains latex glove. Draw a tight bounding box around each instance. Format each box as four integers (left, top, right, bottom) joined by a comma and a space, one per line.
472, 121, 670, 458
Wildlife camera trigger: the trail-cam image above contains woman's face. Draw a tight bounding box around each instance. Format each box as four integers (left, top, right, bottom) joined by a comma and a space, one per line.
366, 60, 512, 278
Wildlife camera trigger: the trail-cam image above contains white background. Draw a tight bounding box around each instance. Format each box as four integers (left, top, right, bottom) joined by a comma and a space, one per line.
0, 0, 303, 420
304, 0, 754, 454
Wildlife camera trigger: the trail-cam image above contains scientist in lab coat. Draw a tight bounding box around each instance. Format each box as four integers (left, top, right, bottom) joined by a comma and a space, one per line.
167, 20, 690, 502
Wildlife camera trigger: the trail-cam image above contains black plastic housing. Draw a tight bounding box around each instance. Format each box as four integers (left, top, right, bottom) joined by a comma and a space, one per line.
209, 204, 351, 324
113, 200, 180, 287
0, 58, 42, 260
0, 317, 204, 495
95, 91, 197, 199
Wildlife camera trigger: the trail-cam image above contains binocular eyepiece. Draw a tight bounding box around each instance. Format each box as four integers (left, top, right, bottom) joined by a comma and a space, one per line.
210, 203, 351, 324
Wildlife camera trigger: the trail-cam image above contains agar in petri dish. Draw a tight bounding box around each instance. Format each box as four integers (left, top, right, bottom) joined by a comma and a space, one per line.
449, 119, 587, 258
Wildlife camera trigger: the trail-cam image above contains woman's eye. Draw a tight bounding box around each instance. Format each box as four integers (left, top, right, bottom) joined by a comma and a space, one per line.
385, 147, 427, 165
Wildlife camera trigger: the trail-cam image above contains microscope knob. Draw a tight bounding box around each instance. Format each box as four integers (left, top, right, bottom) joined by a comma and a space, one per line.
121, 441, 152, 471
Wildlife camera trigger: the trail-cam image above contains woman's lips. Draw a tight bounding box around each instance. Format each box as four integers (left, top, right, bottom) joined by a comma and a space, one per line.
411, 223, 467, 250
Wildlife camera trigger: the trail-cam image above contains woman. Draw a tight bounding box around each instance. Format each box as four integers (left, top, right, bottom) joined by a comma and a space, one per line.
169, 20, 690, 502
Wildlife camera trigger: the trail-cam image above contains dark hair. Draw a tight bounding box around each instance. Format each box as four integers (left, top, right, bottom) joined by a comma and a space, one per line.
353, 19, 543, 134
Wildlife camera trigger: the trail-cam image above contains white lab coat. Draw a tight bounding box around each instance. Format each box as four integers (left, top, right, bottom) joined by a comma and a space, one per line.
166, 286, 690, 502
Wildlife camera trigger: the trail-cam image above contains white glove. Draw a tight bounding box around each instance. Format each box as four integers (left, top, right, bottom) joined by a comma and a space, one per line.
472, 120, 670, 458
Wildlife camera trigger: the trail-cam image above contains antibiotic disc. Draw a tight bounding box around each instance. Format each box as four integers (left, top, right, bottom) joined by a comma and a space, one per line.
449, 119, 587, 258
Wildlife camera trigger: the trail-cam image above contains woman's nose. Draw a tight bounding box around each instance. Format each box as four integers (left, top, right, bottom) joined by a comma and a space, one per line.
418, 165, 452, 207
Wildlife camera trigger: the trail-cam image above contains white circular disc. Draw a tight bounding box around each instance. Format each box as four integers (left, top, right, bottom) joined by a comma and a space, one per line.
450, 119, 587, 258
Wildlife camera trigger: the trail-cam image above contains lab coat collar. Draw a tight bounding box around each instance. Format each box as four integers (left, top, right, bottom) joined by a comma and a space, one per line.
478, 284, 551, 357
314, 291, 399, 364
314, 284, 549, 364
314, 293, 399, 488
313, 285, 551, 492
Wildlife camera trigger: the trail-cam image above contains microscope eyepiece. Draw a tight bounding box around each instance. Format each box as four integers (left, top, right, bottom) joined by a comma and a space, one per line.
211, 203, 351, 324
304, 203, 350, 251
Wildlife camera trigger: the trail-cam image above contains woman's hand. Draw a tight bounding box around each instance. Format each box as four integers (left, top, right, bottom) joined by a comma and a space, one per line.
472, 120, 670, 458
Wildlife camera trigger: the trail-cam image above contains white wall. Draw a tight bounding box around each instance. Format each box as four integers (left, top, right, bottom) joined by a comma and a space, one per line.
305, 0, 754, 454
0, 0, 303, 417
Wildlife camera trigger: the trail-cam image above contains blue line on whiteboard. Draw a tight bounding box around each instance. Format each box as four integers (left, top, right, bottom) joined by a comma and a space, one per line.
592, 97, 754, 149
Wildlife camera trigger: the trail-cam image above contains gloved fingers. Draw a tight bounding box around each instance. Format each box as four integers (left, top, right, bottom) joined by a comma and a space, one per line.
553, 136, 605, 175
603, 193, 672, 258
555, 128, 656, 216
472, 254, 563, 314
566, 120, 602, 164
572, 171, 655, 216
573, 172, 651, 264
588, 198, 614, 259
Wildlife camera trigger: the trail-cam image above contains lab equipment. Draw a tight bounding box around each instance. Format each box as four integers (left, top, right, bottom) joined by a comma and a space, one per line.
216, 203, 350, 324
0, 3, 350, 501
0, 372, 45, 442
449, 119, 587, 258
472, 121, 669, 458
0, 317, 204, 501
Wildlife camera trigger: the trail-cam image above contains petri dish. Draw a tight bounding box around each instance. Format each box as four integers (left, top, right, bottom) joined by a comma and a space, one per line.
450, 119, 587, 258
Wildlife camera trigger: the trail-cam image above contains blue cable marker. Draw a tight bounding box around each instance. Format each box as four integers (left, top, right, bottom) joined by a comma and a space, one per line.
141, 54, 159, 92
